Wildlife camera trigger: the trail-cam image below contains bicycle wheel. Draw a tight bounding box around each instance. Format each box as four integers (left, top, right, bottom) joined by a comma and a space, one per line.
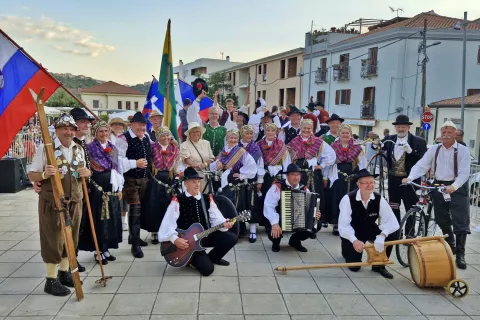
396, 207, 427, 267
425, 202, 437, 236
367, 153, 389, 199
213, 195, 240, 236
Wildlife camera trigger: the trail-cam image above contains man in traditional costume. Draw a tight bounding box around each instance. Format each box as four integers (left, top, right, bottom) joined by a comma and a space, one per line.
263, 164, 321, 252
146, 110, 164, 142
159, 167, 237, 276
282, 106, 303, 144
116, 112, 152, 258
405, 119, 471, 269
338, 169, 399, 279
28, 113, 91, 296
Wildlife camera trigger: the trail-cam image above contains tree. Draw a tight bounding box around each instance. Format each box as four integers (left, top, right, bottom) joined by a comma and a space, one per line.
46, 89, 82, 108
197, 72, 239, 106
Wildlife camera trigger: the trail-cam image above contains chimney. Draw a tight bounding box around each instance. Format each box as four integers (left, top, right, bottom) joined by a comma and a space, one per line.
226, 56, 230, 62
179, 60, 183, 65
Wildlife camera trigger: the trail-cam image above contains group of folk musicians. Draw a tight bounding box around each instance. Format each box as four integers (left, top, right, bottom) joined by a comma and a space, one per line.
28, 82, 472, 296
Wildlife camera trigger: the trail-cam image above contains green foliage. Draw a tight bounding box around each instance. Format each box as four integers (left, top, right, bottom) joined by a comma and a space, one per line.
46, 88, 82, 108
131, 83, 150, 94
51, 73, 101, 95
99, 113, 109, 122
201, 72, 238, 106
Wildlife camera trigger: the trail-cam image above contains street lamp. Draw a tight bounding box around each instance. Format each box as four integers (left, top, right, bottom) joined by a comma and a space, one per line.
454, 12, 468, 130
426, 41, 442, 48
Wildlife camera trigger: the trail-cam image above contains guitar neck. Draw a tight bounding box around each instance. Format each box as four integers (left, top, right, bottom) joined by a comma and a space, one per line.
197, 218, 237, 240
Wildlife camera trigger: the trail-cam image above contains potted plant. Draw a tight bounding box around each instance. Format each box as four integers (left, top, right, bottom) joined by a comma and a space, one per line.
332, 64, 341, 70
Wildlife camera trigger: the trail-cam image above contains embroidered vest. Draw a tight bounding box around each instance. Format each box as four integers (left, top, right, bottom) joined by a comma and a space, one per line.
285, 127, 300, 144
321, 134, 336, 146
348, 191, 381, 241
73, 137, 90, 169
177, 194, 211, 230
124, 133, 151, 179
389, 152, 407, 177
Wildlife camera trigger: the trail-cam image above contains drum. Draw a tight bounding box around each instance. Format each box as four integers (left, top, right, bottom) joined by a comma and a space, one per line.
408, 239, 456, 288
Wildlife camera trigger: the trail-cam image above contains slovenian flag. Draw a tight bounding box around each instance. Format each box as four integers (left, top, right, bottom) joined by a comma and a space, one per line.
0, 30, 59, 158
175, 78, 213, 123
142, 77, 162, 130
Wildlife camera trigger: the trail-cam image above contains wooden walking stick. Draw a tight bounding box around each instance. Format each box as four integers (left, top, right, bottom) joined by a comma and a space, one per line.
81, 178, 112, 286
30, 87, 84, 301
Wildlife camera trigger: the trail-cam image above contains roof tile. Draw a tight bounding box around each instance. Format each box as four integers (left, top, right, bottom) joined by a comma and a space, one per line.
430, 94, 480, 106
80, 81, 144, 95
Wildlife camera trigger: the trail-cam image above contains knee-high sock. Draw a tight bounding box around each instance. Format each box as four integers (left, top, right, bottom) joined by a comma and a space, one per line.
46, 263, 57, 278
58, 257, 69, 272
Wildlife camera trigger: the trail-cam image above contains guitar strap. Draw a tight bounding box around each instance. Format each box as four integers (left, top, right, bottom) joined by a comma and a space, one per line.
200, 195, 211, 229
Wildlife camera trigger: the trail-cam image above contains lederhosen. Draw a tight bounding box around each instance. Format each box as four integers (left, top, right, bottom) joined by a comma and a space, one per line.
431, 146, 470, 235
39, 144, 84, 264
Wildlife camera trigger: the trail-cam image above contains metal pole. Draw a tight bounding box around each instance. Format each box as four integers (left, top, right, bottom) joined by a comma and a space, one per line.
307, 20, 314, 105
420, 18, 427, 141
461, 11, 467, 130
299, 67, 303, 107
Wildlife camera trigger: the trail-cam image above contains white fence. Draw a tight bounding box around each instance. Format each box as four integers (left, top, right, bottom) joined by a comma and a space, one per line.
2, 132, 43, 164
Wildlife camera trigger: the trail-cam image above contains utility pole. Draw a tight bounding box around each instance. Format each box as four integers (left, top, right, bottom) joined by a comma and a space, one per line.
307, 20, 314, 106
460, 11, 467, 130
420, 18, 428, 141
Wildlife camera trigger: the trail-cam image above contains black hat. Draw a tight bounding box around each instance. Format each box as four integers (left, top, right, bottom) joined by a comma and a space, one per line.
238, 112, 249, 124
183, 98, 192, 105
315, 101, 324, 107
287, 106, 304, 116
192, 78, 208, 98
263, 111, 275, 119
352, 168, 377, 184
183, 167, 203, 180
285, 163, 302, 174
326, 113, 344, 123
130, 111, 147, 124
392, 114, 413, 126
70, 108, 94, 121
306, 102, 315, 111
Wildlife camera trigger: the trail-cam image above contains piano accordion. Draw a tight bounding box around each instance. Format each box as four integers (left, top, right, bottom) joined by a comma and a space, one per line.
280, 190, 319, 232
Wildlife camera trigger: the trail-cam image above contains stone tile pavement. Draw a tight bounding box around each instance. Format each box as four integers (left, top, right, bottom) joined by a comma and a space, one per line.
1, 189, 480, 319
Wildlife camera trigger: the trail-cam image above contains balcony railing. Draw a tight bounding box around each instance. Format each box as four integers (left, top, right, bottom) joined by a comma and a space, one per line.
361, 59, 378, 78
333, 65, 350, 82
314, 68, 327, 84
361, 103, 375, 119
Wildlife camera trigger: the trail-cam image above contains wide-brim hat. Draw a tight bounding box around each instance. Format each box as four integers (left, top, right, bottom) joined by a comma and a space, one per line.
185, 122, 206, 136
193, 78, 208, 97
306, 102, 315, 111
352, 168, 377, 184
238, 111, 249, 123
70, 108, 94, 121
130, 111, 147, 124
150, 110, 163, 118
392, 114, 413, 126
108, 117, 128, 129
326, 113, 344, 123
285, 163, 302, 174
183, 167, 204, 180
287, 106, 304, 116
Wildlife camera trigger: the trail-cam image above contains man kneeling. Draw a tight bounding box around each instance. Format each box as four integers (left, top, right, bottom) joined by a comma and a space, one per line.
338, 169, 399, 279
158, 167, 237, 276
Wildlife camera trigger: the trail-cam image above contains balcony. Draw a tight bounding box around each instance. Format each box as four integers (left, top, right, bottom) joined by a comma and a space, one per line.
333, 65, 350, 82
361, 59, 378, 78
361, 103, 375, 119
314, 68, 327, 84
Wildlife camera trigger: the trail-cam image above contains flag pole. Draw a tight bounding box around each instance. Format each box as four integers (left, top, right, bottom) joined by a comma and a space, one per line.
0, 29, 100, 120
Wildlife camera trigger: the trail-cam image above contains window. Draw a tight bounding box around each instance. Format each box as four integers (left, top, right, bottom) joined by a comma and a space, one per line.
93, 100, 99, 108
363, 87, 376, 104
335, 89, 351, 105
467, 89, 480, 95
316, 91, 326, 105
228, 73, 232, 81
279, 89, 285, 106
280, 60, 286, 79
340, 53, 350, 66
257, 91, 261, 99
233, 72, 236, 86
263, 64, 267, 81
262, 90, 266, 99
477, 46, 480, 64
118, 101, 122, 110
258, 65, 262, 74
287, 57, 297, 78
126, 101, 131, 110
191, 67, 207, 76
286, 87, 296, 105
368, 47, 378, 63
134, 102, 139, 110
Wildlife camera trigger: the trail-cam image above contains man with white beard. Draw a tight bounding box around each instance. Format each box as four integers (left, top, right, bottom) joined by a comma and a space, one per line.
380, 115, 427, 230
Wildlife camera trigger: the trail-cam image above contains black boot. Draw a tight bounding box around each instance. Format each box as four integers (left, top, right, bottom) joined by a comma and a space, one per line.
44, 277, 71, 296
440, 226, 456, 255
58, 270, 75, 287
129, 204, 144, 258
455, 234, 467, 270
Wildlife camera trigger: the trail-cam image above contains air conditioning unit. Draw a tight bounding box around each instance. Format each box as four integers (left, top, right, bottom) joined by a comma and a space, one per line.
263, 74, 267, 81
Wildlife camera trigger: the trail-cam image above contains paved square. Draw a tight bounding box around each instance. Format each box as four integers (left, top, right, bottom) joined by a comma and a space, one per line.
1, 190, 480, 318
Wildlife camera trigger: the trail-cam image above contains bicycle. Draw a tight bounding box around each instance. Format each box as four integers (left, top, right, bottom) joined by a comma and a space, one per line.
395, 180, 443, 267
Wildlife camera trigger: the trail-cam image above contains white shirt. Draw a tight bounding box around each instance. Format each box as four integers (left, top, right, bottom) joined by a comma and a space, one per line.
241, 140, 266, 183
248, 111, 265, 140
338, 190, 399, 243
394, 135, 408, 161
210, 145, 257, 189
408, 142, 470, 190
158, 191, 227, 243
30, 137, 86, 172
328, 149, 368, 185
115, 128, 149, 173
186, 99, 204, 126
263, 180, 305, 226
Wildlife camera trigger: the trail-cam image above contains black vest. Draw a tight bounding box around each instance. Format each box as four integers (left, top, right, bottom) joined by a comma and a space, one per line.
177, 193, 211, 230
274, 180, 305, 227
285, 126, 300, 144
147, 130, 157, 142
73, 137, 90, 169
123, 132, 152, 179
348, 191, 381, 241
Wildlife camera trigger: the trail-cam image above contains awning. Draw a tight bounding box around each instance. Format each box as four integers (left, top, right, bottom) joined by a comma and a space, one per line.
343, 119, 376, 126
43, 106, 62, 115
108, 110, 136, 121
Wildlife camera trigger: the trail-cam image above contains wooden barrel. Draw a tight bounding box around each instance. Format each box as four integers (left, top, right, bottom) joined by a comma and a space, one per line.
408, 239, 456, 288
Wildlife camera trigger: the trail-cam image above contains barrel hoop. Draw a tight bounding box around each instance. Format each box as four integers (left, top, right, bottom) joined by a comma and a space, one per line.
440, 239, 456, 281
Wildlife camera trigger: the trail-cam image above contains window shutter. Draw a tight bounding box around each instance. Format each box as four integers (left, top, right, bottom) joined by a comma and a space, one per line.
335, 90, 340, 105
477, 46, 480, 63
372, 87, 376, 104
346, 90, 351, 105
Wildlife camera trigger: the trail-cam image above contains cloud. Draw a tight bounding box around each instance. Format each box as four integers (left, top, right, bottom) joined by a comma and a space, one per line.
0, 15, 115, 57
21, 6, 29, 10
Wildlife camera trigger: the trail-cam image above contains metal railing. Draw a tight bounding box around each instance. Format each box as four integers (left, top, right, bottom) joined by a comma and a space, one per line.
3, 132, 43, 164
360, 103, 375, 119
333, 65, 350, 82
361, 59, 378, 78
314, 68, 327, 84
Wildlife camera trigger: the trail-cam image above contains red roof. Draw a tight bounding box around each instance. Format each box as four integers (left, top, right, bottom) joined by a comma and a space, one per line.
341, 12, 480, 43
430, 94, 480, 106
80, 81, 144, 95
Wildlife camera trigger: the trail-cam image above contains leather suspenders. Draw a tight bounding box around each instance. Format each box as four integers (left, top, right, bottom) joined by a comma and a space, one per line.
433, 145, 458, 179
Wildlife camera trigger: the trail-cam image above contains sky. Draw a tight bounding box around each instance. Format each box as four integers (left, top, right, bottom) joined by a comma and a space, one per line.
1, 0, 479, 85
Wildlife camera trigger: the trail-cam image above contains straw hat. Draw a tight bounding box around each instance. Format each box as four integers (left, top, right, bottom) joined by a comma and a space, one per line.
150, 110, 163, 118
184, 122, 205, 136
109, 117, 128, 129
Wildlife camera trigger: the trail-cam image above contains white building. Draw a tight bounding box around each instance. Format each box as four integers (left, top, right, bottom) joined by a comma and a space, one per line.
173, 57, 243, 84
302, 12, 480, 139
80, 81, 145, 112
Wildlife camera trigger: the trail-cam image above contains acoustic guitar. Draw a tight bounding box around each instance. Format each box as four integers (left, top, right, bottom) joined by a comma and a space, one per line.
161, 210, 251, 267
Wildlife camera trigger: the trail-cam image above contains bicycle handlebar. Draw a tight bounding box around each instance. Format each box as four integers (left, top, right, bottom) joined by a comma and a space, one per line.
401, 180, 446, 192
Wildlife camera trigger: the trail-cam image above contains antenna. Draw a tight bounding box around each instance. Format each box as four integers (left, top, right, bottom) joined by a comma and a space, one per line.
389, 6, 403, 17
220, 52, 224, 60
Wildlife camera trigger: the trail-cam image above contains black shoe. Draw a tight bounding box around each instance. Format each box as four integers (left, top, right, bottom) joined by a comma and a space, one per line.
44, 277, 71, 296
372, 267, 394, 279
212, 259, 230, 266
309, 233, 317, 239
105, 254, 116, 262
95, 253, 108, 265
289, 241, 308, 252
456, 255, 467, 269
322, 223, 328, 228
455, 234, 467, 269
131, 246, 144, 258
249, 234, 257, 243
77, 260, 86, 272
128, 235, 149, 247
272, 243, 280, 252
332, 225, 339, 236
152, 234, 159, 245
58, 270, 75, 288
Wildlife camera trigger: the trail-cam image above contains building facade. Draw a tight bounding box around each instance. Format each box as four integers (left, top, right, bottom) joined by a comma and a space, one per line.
218, 48, 305, 112
173, 57, 243, 84
80, 81, 145, 112
302, 12, 480, 139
